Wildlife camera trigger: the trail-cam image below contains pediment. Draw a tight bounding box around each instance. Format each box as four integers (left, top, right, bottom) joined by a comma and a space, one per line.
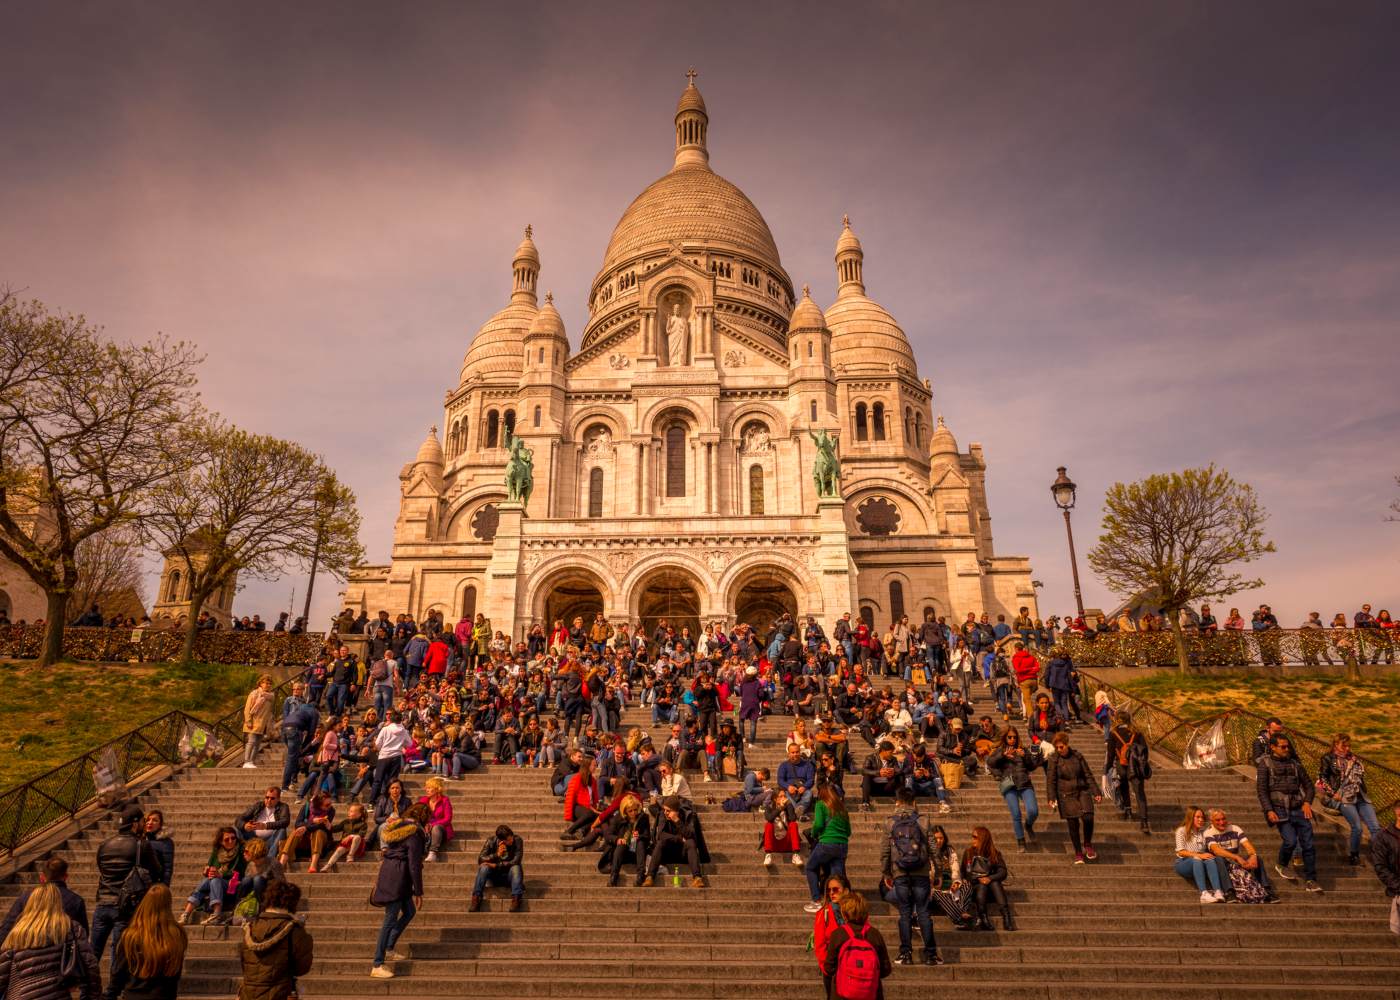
929, 461, 969, 490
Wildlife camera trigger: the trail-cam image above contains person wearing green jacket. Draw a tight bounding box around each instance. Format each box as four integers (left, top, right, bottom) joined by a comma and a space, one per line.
804, 785, 851, 912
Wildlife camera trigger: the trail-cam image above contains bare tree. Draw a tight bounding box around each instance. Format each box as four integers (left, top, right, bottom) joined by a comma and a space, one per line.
0, 293, 202, 665
71, 525, 148, 621
1087, 466, 1275, 673
144, 422, 365, 664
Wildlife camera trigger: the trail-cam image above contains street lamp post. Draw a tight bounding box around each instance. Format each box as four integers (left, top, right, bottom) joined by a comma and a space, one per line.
1051, 466, 1086, 620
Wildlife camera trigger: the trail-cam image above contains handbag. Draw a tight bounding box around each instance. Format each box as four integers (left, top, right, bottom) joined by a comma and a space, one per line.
59, 931, 80, 985
965, 855, 990, 879
997, 776, 1016, 796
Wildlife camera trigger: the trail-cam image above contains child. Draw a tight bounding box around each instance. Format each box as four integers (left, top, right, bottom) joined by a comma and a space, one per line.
323, 802, 369, 871
762, 789, 803, 867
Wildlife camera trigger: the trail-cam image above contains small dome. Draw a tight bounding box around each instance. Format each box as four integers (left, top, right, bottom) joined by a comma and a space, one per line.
835, 214, 862, 257
825, 293, 916, 369
460, 301, 536, 382
415, 426, 444, 468
676, 79, 707, 117
513, 224, 539, 267
789, 284, 826, 331
528, 292, 566, 339
929, 415, 959, 458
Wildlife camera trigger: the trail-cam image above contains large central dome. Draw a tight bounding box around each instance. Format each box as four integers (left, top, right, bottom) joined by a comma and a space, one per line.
594, 74, 786, 284
600, 167, 783, 277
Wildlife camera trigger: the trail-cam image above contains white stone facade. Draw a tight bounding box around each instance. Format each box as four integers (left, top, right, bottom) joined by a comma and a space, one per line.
344, 76, 1037, 639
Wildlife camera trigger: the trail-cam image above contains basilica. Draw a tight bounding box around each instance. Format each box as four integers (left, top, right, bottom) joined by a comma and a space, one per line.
343, 75, 1037, 640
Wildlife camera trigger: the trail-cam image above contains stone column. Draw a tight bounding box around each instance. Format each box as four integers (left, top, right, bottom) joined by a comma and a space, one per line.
482, 502, 524, 637
815, 496, 859, 638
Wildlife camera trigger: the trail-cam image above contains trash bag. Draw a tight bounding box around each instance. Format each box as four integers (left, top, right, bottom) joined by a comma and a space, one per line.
1182, 718, 1227, 769
93, 748, 127, 807
178, 722, 225, 766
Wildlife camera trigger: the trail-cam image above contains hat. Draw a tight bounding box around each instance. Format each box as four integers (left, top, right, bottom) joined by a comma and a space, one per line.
746, 666, 758, 676
950, 718, 964, 730
120, 804, 145, 827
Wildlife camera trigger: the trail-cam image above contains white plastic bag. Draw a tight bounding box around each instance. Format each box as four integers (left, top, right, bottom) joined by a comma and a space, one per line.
1182, 718, 1227, 769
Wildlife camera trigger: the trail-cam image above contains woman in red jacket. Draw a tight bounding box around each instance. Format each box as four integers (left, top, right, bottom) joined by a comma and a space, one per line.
812, 872, 852, 997
1011, 642, 1041, 720
560, 757, 600, 840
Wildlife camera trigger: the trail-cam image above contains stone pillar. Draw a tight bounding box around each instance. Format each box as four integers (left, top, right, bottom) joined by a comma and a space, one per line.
815, 497, 859, 638
482, 502, 524, 636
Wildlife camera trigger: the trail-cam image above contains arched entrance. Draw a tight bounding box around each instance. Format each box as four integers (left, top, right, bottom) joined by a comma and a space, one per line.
733, 571, 798, 631
538, 569, 606, 631
634, 567, 701, 645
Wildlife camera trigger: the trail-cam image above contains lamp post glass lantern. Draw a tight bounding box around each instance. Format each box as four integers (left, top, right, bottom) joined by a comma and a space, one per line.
1050, 467, 1086, 620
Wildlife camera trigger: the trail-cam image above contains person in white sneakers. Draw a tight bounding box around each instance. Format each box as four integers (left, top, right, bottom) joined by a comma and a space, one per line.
241, 675, 278, 768
1174, 806, 1228, 903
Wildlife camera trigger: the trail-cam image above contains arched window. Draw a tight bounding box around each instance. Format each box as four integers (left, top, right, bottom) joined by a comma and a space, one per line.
749, 464, 765, 514
538, 347, 545, 364
167, 570, 181, 602
503, 410, 516, 441
533, 405, 541, 428
904, 407, 912, 443
807, 340, 814, 358
665, 424, 686, 497
588, 467, 604, 518
462, 585, 477, 620
872, 402, 886, 441
809, 400, 818, 422
859, 605, 874, 629
485, 411, 500, 449
915, 415, 925, 448
922, 605, 937, 624
889, 581, 905, 622
855, 403, 869, 441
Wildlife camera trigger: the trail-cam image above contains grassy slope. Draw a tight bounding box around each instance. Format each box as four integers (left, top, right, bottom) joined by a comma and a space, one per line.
0, 660, 259, 789
1117, 672, 1400, 770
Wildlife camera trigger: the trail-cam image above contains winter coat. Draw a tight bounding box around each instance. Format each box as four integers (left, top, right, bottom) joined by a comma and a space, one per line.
0, 921, 100, 1000
1108, 727, 1151, 781
1043, 656, 1074, 694
0, 882, 87, 944
416, 795, 454, 841
237, 909, 314, 1000
563, 774, 600, 821
988, 745, 1044, 792
243, 688, 278, 738
1256, 755, 1314, 816
594, 811, 651, 872
1011, 649, 1040, 685
371, 820, 425, 905
94, 832, 163, 908
1045, 748, 1096, 819
1372, 823, 1400, 897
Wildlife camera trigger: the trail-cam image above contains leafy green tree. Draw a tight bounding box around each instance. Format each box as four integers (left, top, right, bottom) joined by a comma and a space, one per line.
1088, 466, 1274, 673
144, 422, 365, 664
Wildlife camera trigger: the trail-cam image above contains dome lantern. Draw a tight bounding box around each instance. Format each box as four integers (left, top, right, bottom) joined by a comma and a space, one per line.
674, 67, 709, 170
835, 214, 865, 298
511, 224, 540, 305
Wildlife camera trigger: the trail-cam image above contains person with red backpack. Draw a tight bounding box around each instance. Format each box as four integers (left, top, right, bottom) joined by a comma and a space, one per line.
823, 890, 891, 1000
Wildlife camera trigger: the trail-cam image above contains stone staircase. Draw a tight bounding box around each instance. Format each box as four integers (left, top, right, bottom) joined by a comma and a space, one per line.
4, 703, 1396, 999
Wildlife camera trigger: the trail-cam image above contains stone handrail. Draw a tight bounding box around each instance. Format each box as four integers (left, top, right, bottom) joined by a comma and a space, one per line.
0, 624, 327, 665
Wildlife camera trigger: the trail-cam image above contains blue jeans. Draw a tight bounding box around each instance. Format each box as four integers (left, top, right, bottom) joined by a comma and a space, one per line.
1274, 809, 1317, 879
326, 682, 349, 716
373, 895, 415, 966
804, 842, 848, 902
1173, 856, 1225, 893
1335, 800, 1380, 856
652, 704, 675, 726
909, 777, 948, 804
90, 904, 125, 966
187, 876, 231, 911
280, 730, 305, 791
373, 684, 395, 718
891, 874, 935, 955
1002, 787, 1039, 840
473, 863, 524, 897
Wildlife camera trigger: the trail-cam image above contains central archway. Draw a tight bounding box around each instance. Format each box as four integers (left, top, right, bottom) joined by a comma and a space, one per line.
734, 573, 798, 632
529, 564, 611, 633
632, 566, 702, 645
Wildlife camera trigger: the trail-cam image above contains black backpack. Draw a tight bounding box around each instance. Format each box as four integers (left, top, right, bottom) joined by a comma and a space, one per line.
889, 813, 929, 872
116, 840, 153, 918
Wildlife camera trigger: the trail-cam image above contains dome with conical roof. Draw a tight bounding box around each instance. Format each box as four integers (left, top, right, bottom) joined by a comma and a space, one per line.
929, 415, 959, 459
527, 292, 566, 339
415, 426, 444, 468
789, 285, 826, 331
825, 216, 916, 370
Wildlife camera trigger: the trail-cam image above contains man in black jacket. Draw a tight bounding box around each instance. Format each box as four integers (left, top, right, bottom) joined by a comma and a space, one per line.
1371, 801, 1400, 937
0, 857, 87, 941
1256, 734, 1321, 892
471, 824, 525, 911
860, 741, 903, 809
237, 786, 292, 856
92, 805, 163, 970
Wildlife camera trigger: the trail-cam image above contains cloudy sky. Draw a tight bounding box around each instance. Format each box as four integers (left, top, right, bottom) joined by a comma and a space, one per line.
4, 1, 1397, 628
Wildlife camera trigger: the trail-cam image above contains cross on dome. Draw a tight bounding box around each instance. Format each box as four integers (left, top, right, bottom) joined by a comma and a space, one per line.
686, 67, 698, 86
545, 291, 554, 304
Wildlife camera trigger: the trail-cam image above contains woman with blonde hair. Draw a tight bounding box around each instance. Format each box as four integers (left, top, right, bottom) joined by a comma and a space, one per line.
110, 884, 186, 998
0, 881, 100, 997
242, 674, 278, 768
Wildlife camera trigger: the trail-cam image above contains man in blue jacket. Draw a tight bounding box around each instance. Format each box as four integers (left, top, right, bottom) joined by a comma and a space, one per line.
778, 742, 816, 816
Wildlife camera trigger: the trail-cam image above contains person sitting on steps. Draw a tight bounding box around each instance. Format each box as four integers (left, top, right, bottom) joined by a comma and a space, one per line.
961, 825, 1015, 931
640, 796, 710, 888
471, 825, 525, 912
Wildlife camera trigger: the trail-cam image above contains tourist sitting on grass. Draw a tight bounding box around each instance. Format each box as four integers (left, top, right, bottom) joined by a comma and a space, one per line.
1174, 806, 1228, 903
281, 792, 335, 874
177, 826, 245, 925
1205, 809, 1277, 903
471, 825, 525, 911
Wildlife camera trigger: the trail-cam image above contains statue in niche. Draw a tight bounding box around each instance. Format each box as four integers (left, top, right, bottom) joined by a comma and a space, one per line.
665, 302, 690, 367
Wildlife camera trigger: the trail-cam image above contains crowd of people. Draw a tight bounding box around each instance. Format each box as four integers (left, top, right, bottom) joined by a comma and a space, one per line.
3, 604, 1397, 1000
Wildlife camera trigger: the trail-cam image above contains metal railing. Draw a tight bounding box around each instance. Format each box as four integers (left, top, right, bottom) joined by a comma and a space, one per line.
0, 672, 303, 860
0, 624, 327, 665
1059, 627, 1396, 670
1078, 669, 1400, 813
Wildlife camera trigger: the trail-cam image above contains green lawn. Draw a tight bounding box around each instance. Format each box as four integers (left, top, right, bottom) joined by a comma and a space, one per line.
1116, 672, 1400, 770
0, 660, 260, 789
